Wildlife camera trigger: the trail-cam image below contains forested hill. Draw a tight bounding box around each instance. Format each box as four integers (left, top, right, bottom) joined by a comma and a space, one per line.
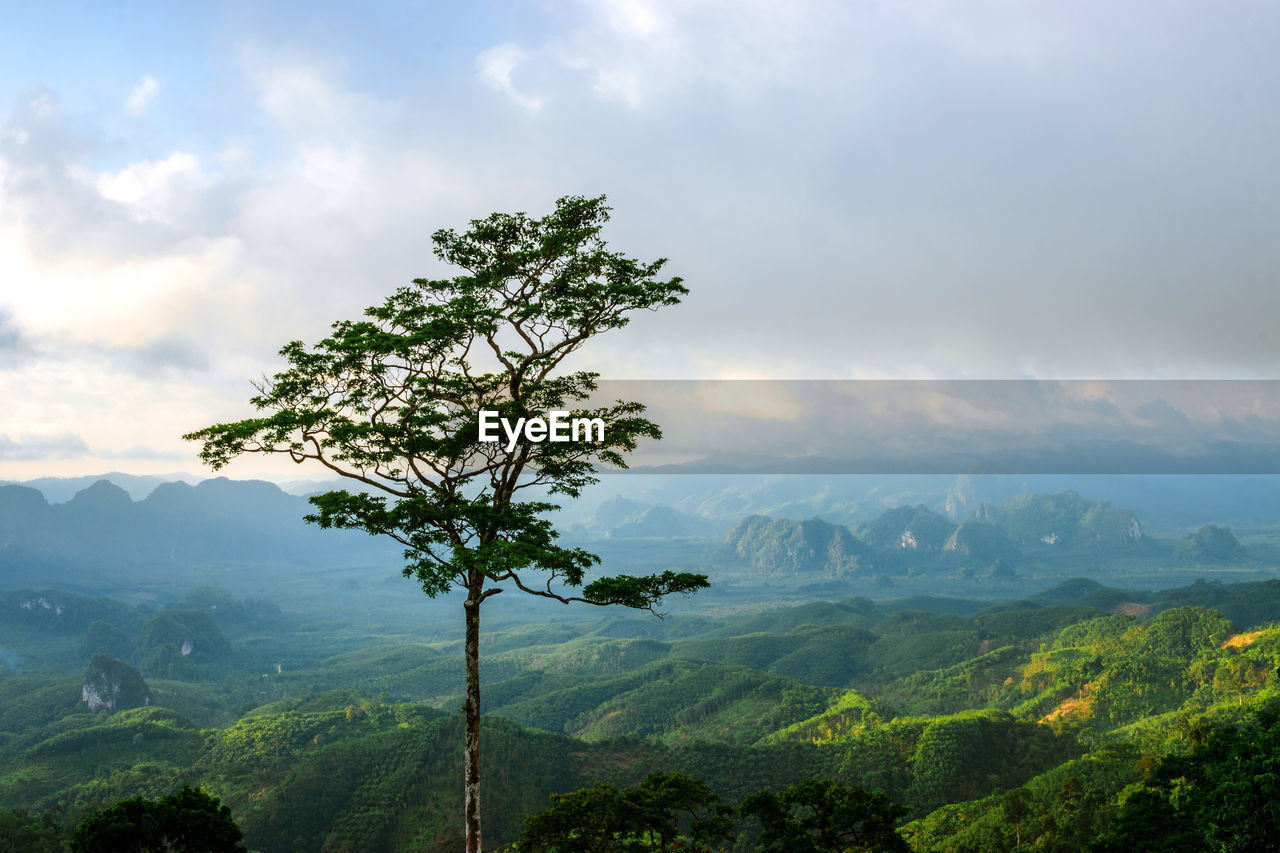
5, 576, 1280, 849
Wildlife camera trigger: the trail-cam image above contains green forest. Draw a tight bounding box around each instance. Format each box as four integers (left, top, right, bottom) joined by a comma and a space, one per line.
5, 569, 1280, 850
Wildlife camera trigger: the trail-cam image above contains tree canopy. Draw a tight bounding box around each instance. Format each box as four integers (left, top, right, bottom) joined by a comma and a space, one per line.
742, 779, 910, 853
514, 772, 733, 852
70, 787, 246, 853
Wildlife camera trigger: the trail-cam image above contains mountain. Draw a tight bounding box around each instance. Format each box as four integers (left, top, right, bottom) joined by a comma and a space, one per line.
81, 655, 150, 713
135, 610, 231, 678
14, 472, 201, 503
976, 490, 1142, 548
2, 589, 146, 635
1174, 524, 1248, 565
943, 522, 1021, 566
604, 505, 722, 539
0, 478, 400, 590
593, 495, 648, 529
24, 472, 1279, 531
582, 473, 1280, 531
1077, 499, 1143, 543
856, 505, 955, 552
720, 516, 879, 577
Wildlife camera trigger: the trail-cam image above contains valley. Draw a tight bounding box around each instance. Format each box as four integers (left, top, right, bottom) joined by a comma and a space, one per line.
3, 473, 1280, 849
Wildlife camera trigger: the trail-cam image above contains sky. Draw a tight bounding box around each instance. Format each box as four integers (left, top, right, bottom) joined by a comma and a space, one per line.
1, 1, 1278, 481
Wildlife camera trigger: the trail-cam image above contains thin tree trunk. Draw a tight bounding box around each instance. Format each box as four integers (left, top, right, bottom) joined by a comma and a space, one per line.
464, 593, 482, 853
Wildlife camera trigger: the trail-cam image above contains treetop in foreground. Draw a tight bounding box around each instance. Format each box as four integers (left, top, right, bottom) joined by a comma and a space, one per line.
70, 786, 246, 853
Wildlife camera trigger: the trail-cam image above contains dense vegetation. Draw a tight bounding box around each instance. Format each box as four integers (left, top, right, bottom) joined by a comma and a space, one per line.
5, 569, 1280, 849
3, 476, 1279, 848
71, 786, 246, 852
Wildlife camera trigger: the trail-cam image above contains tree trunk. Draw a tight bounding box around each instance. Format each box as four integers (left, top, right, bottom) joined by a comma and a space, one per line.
464, 593, 482, 853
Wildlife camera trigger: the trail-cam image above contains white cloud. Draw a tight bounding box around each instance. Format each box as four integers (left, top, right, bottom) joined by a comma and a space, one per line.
477, 44, 543, 111
481, 0, 849, 109
3, 3, 1280, 478
470, 0, 1133, 111
239, 45, 362, 132
0, 350, 230, 478
125, 75, 160, 116
96, 151, 205, 224
0, 224, 246, 349
0, 432, 90, 461
26, 91, 57, 120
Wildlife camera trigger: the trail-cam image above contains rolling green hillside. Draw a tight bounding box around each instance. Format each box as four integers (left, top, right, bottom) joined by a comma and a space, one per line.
5, 576, 1280, 850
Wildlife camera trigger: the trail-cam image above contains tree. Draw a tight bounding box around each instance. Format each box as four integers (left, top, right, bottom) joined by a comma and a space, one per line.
1096, 701, 1280, 853
0, 807, 64, 853
1000, 787, 1031, 850
513, 772, 733, 852
184, 195, 709, 853
742, 779, 909, 853
70, 787, 246, 853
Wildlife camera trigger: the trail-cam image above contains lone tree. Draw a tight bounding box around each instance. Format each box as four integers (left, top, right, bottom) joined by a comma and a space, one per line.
184, 195, 709, 852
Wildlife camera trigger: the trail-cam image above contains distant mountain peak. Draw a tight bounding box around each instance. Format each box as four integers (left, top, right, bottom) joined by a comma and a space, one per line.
67, 479, 134, 507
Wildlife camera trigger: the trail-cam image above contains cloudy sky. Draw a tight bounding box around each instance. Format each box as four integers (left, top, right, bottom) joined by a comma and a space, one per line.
1, 1, 1278, 480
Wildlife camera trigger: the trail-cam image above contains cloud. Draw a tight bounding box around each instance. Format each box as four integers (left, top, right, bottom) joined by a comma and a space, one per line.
0, 434, 179, 464
0, 88, 141, 255
0, 224, 248, 353
0, 315, 207, 378
0, 89, 265, 363
0, 433, 91, 462
0, 309, 30, 364
97, 150, 207, 224
477, 44, 543, 111
0, 64, 494, 478
887, 0, 1088, 68
98, 444, 185, 461
496, 0, 1149, 111
7, 16, 1275, 390
488, 0, 838, 109
1134, 398, 1195, 431
601, 380, 1280, 473
125, 75, 160, 117
238, 45, 363, 133
109, 336, 210, 375
96, 151, 207, 225
4, 5, 1280, 478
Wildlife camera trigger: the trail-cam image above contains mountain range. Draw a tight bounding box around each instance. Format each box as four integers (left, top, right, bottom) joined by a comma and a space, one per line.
0, 478, 399, 590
